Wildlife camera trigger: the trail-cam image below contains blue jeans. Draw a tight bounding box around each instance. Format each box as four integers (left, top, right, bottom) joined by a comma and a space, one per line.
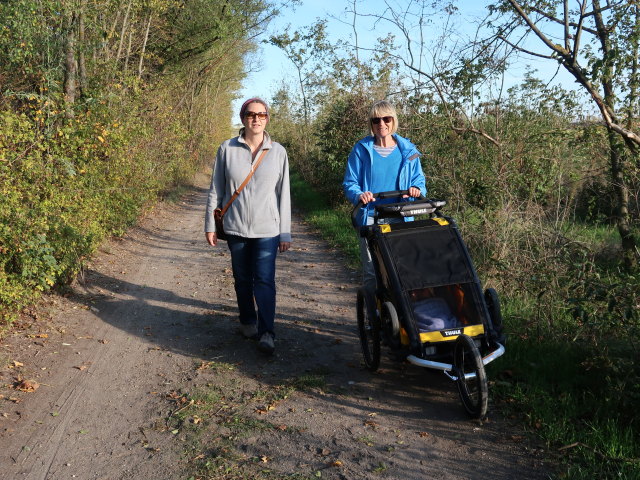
227, 235, 279, 337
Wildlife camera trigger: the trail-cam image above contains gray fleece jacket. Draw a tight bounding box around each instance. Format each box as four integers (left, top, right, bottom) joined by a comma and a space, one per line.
205, 132, 291, 242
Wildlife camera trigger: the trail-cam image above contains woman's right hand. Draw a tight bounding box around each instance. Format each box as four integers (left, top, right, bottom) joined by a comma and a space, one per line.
359, 191, 375, 204
206, 231, 217, 246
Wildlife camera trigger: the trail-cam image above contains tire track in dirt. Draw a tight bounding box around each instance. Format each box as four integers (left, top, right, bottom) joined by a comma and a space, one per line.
0, 174, 550, 479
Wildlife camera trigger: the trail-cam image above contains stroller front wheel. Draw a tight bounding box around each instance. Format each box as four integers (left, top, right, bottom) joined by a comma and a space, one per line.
357, 287, 381, 371
454, 334, 488, 419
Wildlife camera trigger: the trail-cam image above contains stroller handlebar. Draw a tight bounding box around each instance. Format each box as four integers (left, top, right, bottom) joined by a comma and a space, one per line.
350, 190, 446, 230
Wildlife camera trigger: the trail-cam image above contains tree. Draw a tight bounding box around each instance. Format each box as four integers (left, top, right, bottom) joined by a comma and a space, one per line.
485, 0, 639, 270
268, 19, 335, 154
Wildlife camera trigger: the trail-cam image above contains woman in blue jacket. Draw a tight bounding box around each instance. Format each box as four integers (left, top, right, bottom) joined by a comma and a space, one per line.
343, 100, 426, 294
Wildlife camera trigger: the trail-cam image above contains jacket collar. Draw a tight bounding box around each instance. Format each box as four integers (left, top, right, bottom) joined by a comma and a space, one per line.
238, 129, 273, 149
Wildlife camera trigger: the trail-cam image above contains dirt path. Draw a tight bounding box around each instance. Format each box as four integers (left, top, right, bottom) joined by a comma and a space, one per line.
1, 174, 551, 480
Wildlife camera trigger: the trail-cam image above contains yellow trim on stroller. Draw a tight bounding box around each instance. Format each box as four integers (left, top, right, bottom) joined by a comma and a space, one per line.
400, 324, 486, 345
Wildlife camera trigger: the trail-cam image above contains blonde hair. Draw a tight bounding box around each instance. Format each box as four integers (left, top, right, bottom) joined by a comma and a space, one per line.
369, 100, 398, 135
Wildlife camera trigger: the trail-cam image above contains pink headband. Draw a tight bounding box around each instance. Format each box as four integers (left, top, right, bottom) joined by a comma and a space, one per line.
239, 97, 269, 121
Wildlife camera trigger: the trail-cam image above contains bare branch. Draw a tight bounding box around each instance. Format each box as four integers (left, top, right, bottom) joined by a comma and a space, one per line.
563, 0, 569, 51
506, 0, 572, 59
528, 5, 598, 35
572, 1, 588, 62
498, 35, 555, 60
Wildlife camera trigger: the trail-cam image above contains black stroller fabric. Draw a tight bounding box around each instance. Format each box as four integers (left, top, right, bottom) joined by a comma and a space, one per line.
383, 223, 475, 291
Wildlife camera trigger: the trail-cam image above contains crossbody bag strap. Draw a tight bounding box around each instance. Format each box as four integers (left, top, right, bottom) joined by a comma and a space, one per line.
220, 148, 269, 215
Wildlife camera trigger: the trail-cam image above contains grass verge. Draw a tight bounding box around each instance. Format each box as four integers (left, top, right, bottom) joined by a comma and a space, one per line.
289, 171, 359, 268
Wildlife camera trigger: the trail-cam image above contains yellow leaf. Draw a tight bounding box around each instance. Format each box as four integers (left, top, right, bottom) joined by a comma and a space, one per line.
97, 136, 105, 143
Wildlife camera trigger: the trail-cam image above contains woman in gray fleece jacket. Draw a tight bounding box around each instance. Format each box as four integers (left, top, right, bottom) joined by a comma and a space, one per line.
205, 98, 291, 355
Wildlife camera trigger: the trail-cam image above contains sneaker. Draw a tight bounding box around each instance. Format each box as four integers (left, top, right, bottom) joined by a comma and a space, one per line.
240, 323, 258, 339
258, 332, 275, 355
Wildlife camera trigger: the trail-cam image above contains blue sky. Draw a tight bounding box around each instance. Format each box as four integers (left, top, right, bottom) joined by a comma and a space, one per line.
234, 0, 576, 115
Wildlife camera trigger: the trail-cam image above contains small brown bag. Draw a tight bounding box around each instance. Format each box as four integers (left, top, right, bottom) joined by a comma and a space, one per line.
213, 149, 268, 241
214, 208, 226, 240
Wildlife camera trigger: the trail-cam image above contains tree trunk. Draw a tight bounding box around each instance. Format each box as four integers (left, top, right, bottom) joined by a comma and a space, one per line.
63, 12, 77, 118
138, 14, 152, 79
592, 0, 638, 270
78, 2, 87, 96
607, 131, 637, 270
116, 0, 132, 62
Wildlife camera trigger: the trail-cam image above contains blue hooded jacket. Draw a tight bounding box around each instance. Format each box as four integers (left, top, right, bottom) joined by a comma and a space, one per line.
343, 134, 427, 226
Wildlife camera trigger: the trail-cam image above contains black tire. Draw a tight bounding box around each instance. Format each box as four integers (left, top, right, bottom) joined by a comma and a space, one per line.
357, 287, 381, 371
484, 288, 505, 344
454, 334, 488, 419
381, 301, 401, 349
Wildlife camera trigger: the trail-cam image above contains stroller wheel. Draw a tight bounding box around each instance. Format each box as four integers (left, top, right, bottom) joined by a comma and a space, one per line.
484, 288, 506, 345
357, 287, 381, 371
381, 301, 401, 349
454, 334, 488, 419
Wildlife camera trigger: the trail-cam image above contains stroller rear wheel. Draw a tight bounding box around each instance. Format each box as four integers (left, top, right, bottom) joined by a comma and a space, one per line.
381, 301, 401, 349
357, 287, 381, 371
454, 334, 488, 419
484, 288, 505, 345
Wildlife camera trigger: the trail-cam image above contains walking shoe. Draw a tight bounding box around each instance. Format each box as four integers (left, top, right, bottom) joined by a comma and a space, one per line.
240, 323, 258, 339
258, 332, 275, 355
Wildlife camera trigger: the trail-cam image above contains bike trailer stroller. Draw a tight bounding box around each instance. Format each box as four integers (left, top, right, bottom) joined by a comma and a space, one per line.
352, 190, 505, 418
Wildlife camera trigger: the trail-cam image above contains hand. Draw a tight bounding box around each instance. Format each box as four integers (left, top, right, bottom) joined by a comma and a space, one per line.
359, 191, 375, 204
403, 187, 421, 198
206, 231, 217, 246
279, 241, 290, 253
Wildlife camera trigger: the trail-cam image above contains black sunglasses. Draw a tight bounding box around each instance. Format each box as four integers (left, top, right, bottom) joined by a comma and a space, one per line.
244, 111, 268, 120
371, 116, 393, 124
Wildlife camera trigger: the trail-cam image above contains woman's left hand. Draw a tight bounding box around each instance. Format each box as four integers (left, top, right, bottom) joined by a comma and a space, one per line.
279, 242, 291, 253
406, 186, 421, 198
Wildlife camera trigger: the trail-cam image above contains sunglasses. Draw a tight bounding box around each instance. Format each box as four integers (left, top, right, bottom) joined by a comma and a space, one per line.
371, 116, 393, 125
244, 111, 268, 121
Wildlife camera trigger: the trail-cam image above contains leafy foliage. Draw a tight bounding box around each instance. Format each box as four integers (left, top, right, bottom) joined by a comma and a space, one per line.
0, 0, 277, 325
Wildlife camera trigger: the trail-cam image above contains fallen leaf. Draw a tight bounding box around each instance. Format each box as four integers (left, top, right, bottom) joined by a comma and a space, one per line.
74, 364, 90, 371
274, 424, 287, 431
364, 420, 378, 428
331, 460, 343, 467
11, 361, 24, 368
14, 379, 39, 392
260, 455, 269, 463
418, 431, 430, 437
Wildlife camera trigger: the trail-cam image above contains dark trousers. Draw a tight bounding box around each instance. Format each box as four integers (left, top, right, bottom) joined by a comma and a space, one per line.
227, 235, 279, 336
